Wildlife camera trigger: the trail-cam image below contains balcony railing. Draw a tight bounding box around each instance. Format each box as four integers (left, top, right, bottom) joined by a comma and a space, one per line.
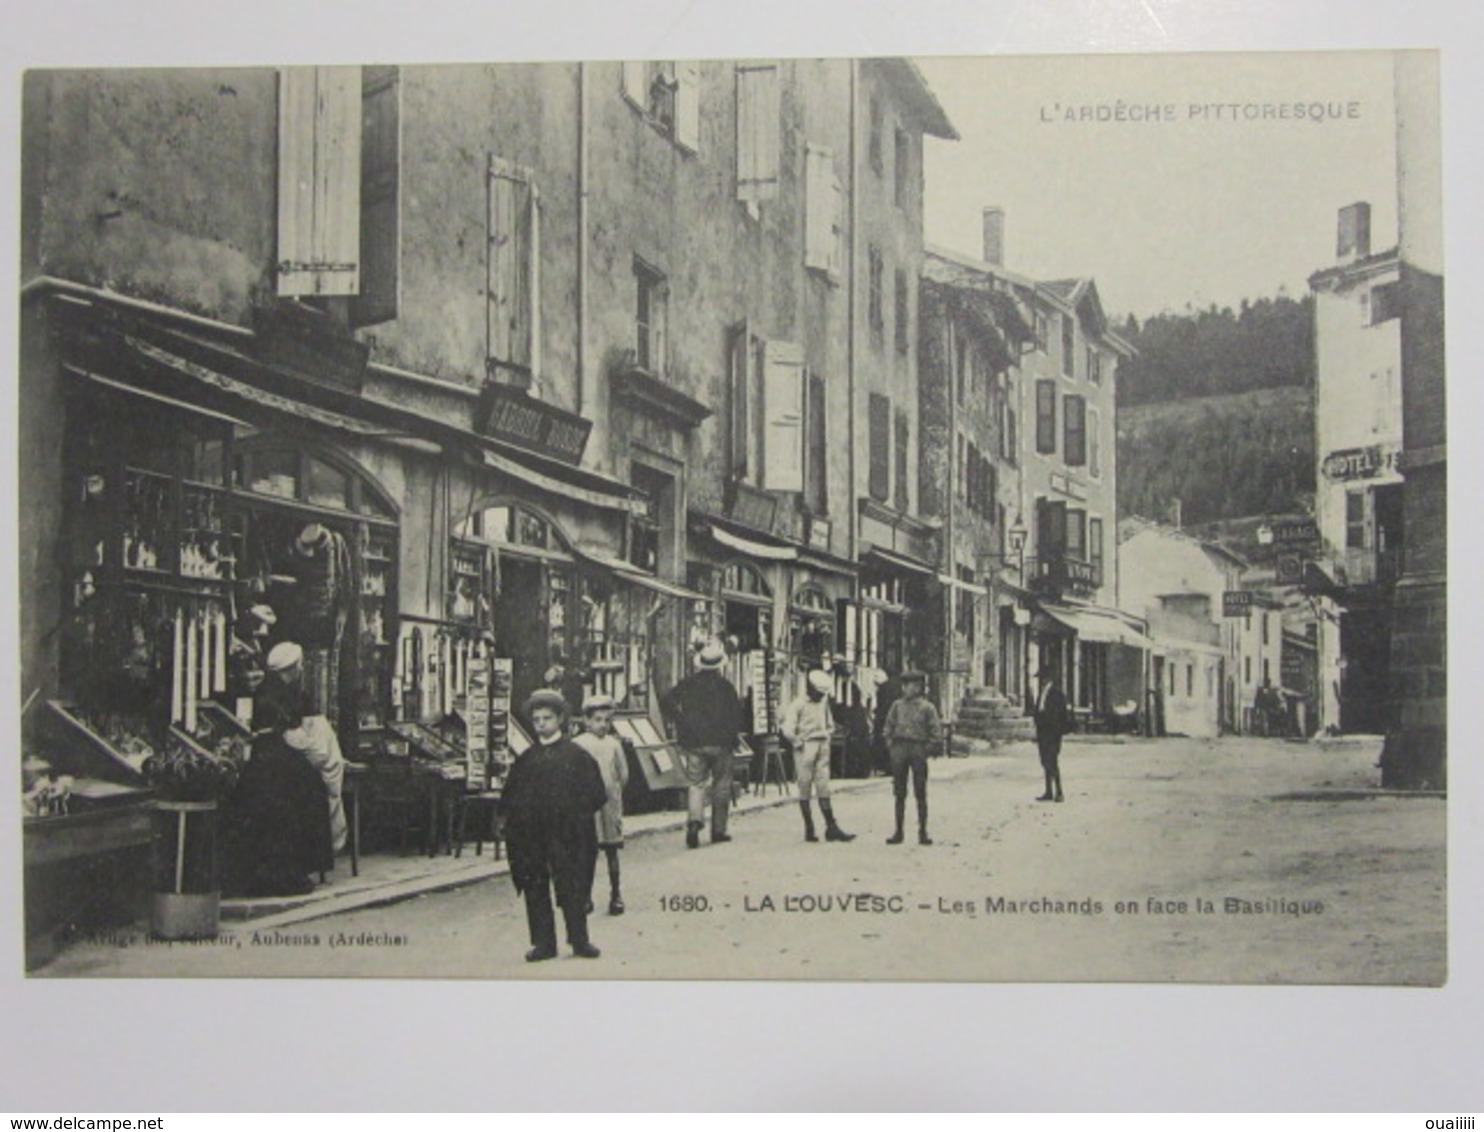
1025, 554, 1102, 599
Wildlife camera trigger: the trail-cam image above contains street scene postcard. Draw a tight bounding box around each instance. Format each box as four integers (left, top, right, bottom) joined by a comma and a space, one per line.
16, 48, 1447, 984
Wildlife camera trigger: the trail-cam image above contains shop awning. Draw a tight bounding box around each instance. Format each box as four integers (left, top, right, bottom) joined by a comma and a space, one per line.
863, 544, 937, 578
66, 365, 251, 428
480, 449, 648, 517
1039, 603, 1155, 649
938, 573, 989, 596
135, 334, 647, 516
125, 337, 400, 439
571, 547, 708, 602
56, 289, 648, 518
707, 523, 799, 562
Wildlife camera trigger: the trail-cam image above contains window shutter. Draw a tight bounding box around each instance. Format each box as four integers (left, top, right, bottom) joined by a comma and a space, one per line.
351, 65, 400, 328
622, 62, 648, 106
277, 66, 362, 297
868, 394, 891, 502
761, 339, 805, 493
674, 61, 702, 152
830, 172, 845, 275
1065, 394, 1086, 466
894, 409, 910, 510
487, 157, 535, 378
728, 323, 752, 481
804, 144, 834, 271
736, 64, 780, 202
1036, 380, 1056, 454
806, 372, 828, 514
1088, 407, 1101, 476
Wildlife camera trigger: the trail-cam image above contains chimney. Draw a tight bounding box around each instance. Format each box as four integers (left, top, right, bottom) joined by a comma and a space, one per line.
1337, 201, 1371, 262
982, 206, 1006, 267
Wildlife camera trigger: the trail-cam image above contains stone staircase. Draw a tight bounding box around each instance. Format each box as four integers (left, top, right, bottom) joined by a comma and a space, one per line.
949, 685, 1035, 756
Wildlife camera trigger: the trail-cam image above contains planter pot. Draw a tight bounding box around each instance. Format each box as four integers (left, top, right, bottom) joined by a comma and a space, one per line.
150, 800, 220, 939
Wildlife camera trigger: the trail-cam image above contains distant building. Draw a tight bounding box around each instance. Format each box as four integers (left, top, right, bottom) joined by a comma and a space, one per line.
1307, 201, 1403, 737
920, 211, 1141, 732
1119, 519, 1282, 736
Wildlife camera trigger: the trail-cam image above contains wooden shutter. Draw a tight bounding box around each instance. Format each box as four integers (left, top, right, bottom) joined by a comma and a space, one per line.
761, 339, 805, 492
868, 393, 891, 502
1088, 407, 1101, 476
894, 408, 910, 509
351, 65, 400, 328
487, 157, 535, 377
674, 61, 702, 152
806, 372, 828, 514
804, 145, 834, 271
830, 172, 845, 275
277, 66, 362, 296
1036, 379, 1056, 454
736, 64, 780, 202
728, 323, 752, 481
622, 62, 648, 106
1065, 394, 1086, 466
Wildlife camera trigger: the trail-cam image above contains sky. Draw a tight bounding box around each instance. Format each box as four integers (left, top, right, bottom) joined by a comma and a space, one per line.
919, 51, 1401, 320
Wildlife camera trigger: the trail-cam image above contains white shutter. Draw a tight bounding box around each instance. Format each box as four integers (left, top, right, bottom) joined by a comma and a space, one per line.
675, 61, 701, 152
622, 61, 648, 106
761, 339, 805, 492
829, 171, 845, 275
736, 64, 779, 202
277, 66, 362, 296
488, 156, 534, 374
804, 144, 834, 271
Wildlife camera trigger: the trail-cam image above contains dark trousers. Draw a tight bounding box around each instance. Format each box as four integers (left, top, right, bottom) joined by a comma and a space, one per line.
891, 753, 929, 800
523, 876, 590, 953
1038, 736, 1063, 793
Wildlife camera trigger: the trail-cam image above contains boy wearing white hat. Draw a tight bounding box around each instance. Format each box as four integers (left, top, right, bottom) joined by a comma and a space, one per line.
573, 694, 629, 915
780, 669, 854, 843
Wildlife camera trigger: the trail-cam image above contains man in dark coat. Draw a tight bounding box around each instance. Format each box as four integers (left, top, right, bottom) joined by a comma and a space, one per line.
502, 689, 608, 962
659, 639, 746, 849
1032, 663, 1071, 803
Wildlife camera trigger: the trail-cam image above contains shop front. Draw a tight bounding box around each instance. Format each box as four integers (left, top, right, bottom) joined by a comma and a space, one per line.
1030, 601, 1151, 732
21, 286, 658, 946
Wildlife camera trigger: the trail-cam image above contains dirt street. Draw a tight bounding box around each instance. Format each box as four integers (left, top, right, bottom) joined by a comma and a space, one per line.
40, 734, 1445, 984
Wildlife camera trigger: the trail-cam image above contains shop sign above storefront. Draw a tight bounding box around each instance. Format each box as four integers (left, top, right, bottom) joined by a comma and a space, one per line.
475, 382, 591, 465
1322, 444, 1400, 482
1270, 518, 1319, 545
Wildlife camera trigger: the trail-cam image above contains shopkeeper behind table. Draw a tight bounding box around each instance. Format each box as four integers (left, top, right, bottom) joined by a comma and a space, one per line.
262, 641, 348, 854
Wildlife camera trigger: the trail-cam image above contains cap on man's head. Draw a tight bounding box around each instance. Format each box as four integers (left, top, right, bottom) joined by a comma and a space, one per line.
249, 604, 277, 626
807, 670, 833, 695
524, 688, 570, 718
1038, 664, 1058, 679
900, 671, 927, 687
696, 639, 726, 669
265, 641, 304, 673
582, 693, 615, 714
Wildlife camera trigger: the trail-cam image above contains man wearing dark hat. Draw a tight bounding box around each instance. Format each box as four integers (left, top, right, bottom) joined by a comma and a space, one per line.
880, 672, 941, 845
660, 639, 746, 849
1033, 663, 1071, 803
502, 689, 608, 961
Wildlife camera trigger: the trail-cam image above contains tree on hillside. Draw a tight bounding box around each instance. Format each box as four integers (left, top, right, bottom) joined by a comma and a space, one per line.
1115, 294, 1314, 407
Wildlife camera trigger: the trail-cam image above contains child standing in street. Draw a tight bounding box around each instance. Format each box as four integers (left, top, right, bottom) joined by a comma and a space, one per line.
574, 693, 629, 915
881, 672, 942, 845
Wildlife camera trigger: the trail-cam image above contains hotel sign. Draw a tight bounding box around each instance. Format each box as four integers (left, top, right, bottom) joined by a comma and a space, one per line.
1322, 445, 1399, 482
1222, 591, 1254, 617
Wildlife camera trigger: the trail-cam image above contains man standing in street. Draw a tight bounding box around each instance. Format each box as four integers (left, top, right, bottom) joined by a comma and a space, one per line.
1033, 663, 1071, 803
881, 672, 941, 845
660, 639, 745, 849
780, 669, 854, 843
502, 689, 608, 962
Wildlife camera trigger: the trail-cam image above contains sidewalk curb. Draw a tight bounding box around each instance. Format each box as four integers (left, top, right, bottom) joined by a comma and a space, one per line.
224, 756, 1003, 933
